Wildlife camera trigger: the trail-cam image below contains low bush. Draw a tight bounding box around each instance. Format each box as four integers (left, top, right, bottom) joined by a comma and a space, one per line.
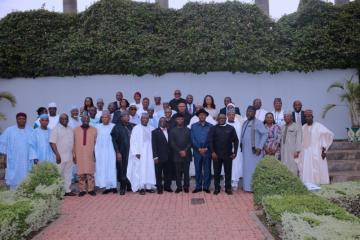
262, 194, 359, 225
0, 162, 63, 240
252, 155, 308, 205
282, 212, 360, 240
315, 181, 360, 217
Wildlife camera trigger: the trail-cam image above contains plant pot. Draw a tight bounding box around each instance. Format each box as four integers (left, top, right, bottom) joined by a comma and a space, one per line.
346, 127, 360, 142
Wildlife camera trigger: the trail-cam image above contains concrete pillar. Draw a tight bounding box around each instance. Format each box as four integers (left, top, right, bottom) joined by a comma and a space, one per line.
63, 0, 77, 14
255, 0, 269, 17
335, 0, 349, 5
156, 0, 169, 9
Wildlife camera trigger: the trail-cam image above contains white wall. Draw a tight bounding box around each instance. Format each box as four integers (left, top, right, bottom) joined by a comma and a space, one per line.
0, 69, 357, 138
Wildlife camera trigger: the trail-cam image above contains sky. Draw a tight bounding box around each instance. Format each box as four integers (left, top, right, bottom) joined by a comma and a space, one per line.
0, 0, 339, 20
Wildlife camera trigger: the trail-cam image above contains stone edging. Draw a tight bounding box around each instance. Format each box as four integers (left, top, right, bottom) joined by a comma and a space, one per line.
250, 210, 275, 240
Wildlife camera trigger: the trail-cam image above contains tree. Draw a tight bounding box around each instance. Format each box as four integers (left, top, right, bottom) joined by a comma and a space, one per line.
0, 92, 16, 120
322, 76, 360, 127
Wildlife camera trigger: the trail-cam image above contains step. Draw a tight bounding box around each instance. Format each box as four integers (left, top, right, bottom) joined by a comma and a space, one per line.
0, 179, 5, 188
330, 171, 360, 183
329, 141, 360, 151
326, 150, 360, 161
0, 169, 4, 180
328, 160, 360, 172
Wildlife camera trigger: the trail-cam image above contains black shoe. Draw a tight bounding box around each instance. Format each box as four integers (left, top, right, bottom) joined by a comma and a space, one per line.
119, 189, 125, 195
112, 188, 118, 194
146, 189, 156, 193
184, 188, 189, 193
139, 189, 146, 195
164, 188, 173, 193
157, 190, 163, 194
225, 189, 233, 195
203, 189, 211, 193
192, 189, 202, 193
78, 191, 86, 197
88, 191, 96, 196
175, 188, 182, 193
213, 189, 220, 195
102, 189, 111, 194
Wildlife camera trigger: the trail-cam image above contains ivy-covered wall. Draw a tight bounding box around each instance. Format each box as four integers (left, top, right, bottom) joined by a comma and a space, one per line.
0, 0, 359, 78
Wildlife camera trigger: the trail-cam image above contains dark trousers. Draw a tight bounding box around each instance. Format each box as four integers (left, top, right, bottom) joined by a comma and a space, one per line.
155, 161, 172, 190
174, 161, 190, 189
213, 157, 232, 191
193, 152, 211, 190
116, 158, 131, 190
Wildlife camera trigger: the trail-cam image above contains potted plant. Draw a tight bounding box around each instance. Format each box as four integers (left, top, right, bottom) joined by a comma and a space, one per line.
322, 75, 360, 142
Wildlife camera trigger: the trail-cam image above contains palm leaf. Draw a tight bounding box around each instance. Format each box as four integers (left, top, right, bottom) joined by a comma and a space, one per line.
327, 82, 344, 92
0, 112, 6, 121
322, 104, 337, 119
0, 92, 16, 107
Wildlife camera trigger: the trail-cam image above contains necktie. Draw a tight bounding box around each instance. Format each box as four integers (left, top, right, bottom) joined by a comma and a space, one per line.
296, 113, 301, 124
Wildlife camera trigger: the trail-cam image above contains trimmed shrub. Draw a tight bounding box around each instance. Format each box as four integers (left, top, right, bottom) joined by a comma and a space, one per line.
262, 194, 359, 225
315, 181, 360, 218
0, 162, 63, 240
252, 155, 308, 205
282, 212, 360, 240
16, 162, 64, 199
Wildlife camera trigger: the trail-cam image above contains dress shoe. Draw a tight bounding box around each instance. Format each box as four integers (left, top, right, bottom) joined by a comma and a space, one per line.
203, 189, 211, 193
157, 190, 163, 194
192, 189, 202, 193
225, 190, 233, 195
146, 189, 156, 193
184, 188, 189, 193
175, 188, 182, 193
213, 189, 220, 195
164, 188, 173, 193
119, 189, 125, 195
65, 192, 77, 197
102, 189, 111, 194
88, 191, 96, 196
112, 188, 118, 194
78, 191, 86, 197
139, 189, 146, 195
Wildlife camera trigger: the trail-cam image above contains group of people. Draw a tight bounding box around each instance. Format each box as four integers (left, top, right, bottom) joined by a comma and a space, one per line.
0, 89, 334, 196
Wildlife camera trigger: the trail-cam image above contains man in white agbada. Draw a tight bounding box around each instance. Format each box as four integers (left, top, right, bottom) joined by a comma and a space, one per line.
127, 113, 156, 195
298, 110, 334, 186
47, 102, 59, 129
226, 110, 245, 190
253, 98, 267, 122
95, 111, 117, 194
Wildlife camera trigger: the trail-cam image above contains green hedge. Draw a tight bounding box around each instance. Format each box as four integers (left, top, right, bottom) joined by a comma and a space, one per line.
0, 162, 64, 240
282, 212, 360, 240
0, 0, 359, 78
262, 194, 359, 225
315, 181, 360, 218
252, 155, 308, 205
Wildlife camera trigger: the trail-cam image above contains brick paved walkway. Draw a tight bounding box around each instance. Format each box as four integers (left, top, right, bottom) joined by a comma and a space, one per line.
33, 190, 265, 240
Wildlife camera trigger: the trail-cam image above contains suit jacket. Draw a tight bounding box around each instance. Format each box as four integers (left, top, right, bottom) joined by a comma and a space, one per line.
152, 128, 171, 163
292, 111, 306, 125
169, 126, 192, 162
186, 103, 196, 116
110, 122, 136, 162
112, 101, 121, 110
220, 107, 241, 115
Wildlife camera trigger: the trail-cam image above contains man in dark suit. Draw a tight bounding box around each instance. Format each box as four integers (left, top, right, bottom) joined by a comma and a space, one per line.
111, 111, 135, 195
219, 97, 241, 115
169, 102, 191, 128
169, 113, 192, 193
112, 91, 123, 110
186, 94, 196, 116
292, 100, 306, 125
152, 117, 173, 194
208, 113, 239, 195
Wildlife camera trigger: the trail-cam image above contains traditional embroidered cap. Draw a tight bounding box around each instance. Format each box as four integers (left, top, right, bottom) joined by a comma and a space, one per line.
48, 102, 57, 108
39, 114, 49, 119
16, 112, 27, 119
